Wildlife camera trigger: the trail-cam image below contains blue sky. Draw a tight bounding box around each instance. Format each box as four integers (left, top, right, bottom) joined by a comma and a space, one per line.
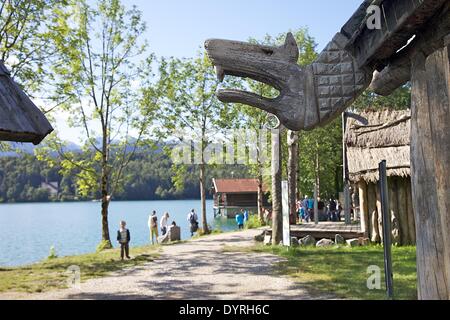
121, 0, 362, 58
56, 0, 364, 142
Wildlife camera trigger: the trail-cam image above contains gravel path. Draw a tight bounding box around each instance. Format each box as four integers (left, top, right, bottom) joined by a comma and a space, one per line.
3, 229, 332, 300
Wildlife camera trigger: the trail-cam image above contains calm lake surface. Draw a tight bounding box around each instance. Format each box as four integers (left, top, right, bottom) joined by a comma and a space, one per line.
0, 200, 237, 267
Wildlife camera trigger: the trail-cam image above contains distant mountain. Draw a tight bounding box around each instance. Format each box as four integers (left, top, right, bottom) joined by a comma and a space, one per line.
0, 141, 81, 157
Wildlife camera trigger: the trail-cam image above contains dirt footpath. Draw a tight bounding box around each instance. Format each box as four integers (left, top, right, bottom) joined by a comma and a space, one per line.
3, 229, 333, 300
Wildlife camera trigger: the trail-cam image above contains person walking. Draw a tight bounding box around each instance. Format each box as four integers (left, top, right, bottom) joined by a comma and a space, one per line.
116, 220, 131, 260
302, 196, 310, 223
187, 209, 199, 237
160, 212, 170, 236
241, 208, 249, 224
148, 210, 158, 244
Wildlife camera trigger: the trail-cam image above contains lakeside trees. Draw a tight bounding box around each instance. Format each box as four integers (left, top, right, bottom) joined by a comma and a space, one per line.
154, 52, 235, 234
37, 0, 157, 248
1, 0, 413, 242
0, 151, 251, 203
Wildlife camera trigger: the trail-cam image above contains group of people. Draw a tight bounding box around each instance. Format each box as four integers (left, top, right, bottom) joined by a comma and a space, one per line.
115, 209, 201, 260
296, 196, 342, 223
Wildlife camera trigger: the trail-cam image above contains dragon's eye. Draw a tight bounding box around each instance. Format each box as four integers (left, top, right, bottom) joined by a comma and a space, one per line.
262, 48, 274, 56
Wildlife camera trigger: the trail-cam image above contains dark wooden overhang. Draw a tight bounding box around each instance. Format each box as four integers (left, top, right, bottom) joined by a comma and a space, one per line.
343, 0, 448, 69
0, 61, 53, 145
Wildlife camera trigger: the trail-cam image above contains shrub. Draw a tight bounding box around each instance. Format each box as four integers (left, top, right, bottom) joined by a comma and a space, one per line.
245, 215, 264, 229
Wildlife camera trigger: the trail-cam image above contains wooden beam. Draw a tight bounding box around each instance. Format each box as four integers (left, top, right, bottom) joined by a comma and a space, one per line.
350, 0, 448, 70
369, 2, 450, 95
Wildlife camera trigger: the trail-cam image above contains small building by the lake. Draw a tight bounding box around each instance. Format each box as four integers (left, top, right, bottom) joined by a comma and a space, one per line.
212, 178, 270, 218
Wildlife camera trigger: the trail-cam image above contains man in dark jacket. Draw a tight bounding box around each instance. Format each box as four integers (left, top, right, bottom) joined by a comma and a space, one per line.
117, 220, 131, 260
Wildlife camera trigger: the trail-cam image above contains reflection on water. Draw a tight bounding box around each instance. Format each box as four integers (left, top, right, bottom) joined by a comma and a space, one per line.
0, 200, 238, 267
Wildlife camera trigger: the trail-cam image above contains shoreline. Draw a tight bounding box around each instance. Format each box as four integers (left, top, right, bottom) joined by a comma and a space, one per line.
0, 198, 213, 205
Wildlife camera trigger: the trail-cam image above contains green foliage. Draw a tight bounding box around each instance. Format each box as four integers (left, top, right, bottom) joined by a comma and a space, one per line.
0, 0, 67, 97
352, 86, 411, 111
245, 215, 264, 229
298, 118, 343, 198
0, 149, 251, 203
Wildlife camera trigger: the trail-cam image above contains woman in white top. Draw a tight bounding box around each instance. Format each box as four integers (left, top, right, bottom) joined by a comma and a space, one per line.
160, 212, 170, 236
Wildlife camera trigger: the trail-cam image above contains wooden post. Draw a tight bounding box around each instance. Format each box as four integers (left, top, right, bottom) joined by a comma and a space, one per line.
368, 183, 380, 243
287, 130, 298, 225
358, 180, 369, 237
271, 127, 283, 245
410, 44, 450, 300
406, 180, 416, 245
388, 177, 400, 246
342, 113, 351, 225
397, 178, 410, 246
379, 161, 394, 299
376, 183, 384, 243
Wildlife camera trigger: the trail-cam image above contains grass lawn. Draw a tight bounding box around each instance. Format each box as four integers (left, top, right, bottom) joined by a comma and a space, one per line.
224, 244, 417, 300
0, 245, 160, 294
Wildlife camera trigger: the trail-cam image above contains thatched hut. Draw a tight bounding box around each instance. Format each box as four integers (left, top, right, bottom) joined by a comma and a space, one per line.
0, 61, 53, 144
345, 109, 415, 246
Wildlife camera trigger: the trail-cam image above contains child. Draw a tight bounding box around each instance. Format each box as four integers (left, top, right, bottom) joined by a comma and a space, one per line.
236, 211, 244, 230
117, 221, 131, 260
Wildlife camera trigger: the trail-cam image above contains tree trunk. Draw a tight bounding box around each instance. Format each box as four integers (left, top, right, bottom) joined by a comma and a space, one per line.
199, 162, 209, 234
100, 133, 112, 249
410, 45, 450, 300
358, 180, 369, 238
368, 183, 380, 243
271, 128, 283, 245
287, 130, 298, 225
257, 175, 264, 222
256, 140, 264, 222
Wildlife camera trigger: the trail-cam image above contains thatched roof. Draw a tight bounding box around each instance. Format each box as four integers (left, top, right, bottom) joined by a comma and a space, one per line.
0, 61, 53, 145
345, 109, 411, 183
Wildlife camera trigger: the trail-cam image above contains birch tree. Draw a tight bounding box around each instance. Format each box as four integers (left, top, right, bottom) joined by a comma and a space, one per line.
38, 0, 157, 248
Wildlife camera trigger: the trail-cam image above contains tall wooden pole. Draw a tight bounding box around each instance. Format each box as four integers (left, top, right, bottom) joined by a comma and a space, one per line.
287, 130, 298, 225
342, 113, 351, 224
271, 127, 283, 245
410, 44, 450, 300
379, 161, 394, 299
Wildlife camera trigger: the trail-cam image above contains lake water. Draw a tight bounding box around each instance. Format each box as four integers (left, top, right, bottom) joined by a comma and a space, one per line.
0, 200, 237, 267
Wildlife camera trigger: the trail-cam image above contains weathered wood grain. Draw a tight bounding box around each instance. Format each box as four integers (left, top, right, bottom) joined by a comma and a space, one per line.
410, 46, 450, 299
351, 0, 448, 70
368, 183, 380, 243
358, 180, 369, 238
370, 2, 450, 96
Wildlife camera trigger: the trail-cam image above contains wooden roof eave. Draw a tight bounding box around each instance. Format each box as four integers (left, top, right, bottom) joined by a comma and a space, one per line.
0, 61, 53, 145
